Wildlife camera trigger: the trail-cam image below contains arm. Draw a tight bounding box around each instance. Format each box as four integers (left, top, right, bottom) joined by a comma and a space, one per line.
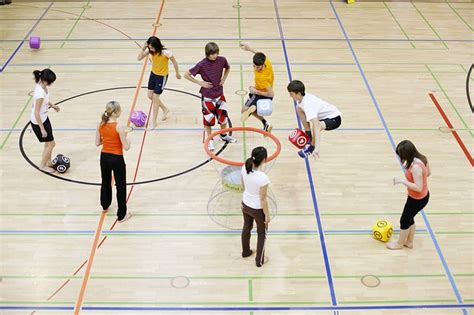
48, 101, 60, 112
426, 162, 431, 177
184, 70, 212, 88
170, 55, 181, 79
394, 165, 424, 192
137, 42, 149, 61
260, 184, 270, 224
34, 98, 47, 137
241, 175, 245, 191
116, 124, 131, 151
309, 118, 322, 154
249, 85, 274, 98
240, 43, 258, 54
95, 123, 103, 147
220, 66, 230, 86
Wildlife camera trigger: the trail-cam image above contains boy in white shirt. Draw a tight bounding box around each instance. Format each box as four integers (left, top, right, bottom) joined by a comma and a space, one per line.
287, 80, 342, 158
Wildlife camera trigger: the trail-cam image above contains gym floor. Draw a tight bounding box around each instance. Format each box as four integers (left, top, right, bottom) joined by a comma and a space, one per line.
0, 0, 472, 314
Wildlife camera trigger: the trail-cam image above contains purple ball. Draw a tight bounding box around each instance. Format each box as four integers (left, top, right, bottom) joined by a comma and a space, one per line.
130, 110, 147, 127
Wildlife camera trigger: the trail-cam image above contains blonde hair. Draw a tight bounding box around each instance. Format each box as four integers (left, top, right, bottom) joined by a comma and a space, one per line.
101, 101, 121, 126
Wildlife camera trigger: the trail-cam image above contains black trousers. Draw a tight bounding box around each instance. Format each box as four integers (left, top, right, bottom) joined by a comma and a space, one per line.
400, 192, 429, 230
241, 202, 267, 267
100, 153, 127, 220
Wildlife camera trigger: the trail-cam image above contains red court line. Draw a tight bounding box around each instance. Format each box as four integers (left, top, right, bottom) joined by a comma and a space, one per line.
429, 93, 473, 167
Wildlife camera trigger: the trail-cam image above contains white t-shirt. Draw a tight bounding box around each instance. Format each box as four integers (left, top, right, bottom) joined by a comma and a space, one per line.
241, 165, 270, 209
30, 84, 50, 124
297, 92, 341, 122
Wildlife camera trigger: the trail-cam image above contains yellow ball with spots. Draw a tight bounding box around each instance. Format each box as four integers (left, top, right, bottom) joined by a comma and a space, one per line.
372, 220, 393, 242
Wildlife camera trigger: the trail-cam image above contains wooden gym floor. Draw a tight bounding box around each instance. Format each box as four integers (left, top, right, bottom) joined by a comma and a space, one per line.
0, 0, 472, 314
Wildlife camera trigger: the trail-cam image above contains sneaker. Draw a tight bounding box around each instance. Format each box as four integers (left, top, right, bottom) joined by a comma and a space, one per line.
298, 145, 315, 158
241, 105, 256, 123
219, 134, 237, 143
263, 122, 273, 134
207, 140, 215, 151
118, 212, 132, 223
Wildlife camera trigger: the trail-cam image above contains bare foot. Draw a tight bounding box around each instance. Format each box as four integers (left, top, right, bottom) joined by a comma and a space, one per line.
161, 109, 170, 121
41, 166, 56, 174
146, 123, 156, 131
404, 243, 413, 249
386, 241, 404, 250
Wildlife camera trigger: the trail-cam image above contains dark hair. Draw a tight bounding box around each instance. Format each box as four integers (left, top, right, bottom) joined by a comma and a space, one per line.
396, 140, 428, 169
245, 146, 268, 174
253, 52, 266, 66
33, 69, 56, 85
147, 36, 164, 55
287, 80, 305, 96
205, 42, 219, 57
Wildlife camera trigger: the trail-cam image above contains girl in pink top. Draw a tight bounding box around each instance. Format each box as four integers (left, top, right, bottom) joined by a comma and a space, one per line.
387, 140, 430, 250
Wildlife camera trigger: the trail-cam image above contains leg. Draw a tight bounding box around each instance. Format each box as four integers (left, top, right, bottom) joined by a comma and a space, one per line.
112, 155, 128, 220
241, 204, 254, 257
100, 154, 113, 211
241, 94, 257, 123
254, 209, 267, 267
153, 93, 170, 121
387, 197, 415, 250
404, 224, 416, 249
40, 140, 55, 171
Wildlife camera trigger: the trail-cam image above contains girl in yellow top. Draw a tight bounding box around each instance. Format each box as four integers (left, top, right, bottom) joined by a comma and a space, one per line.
240, 43, 274, 134
137, 36, 181, 129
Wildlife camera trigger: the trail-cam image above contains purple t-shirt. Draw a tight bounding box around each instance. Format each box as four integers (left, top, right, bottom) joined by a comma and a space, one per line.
189, 56, 230, 98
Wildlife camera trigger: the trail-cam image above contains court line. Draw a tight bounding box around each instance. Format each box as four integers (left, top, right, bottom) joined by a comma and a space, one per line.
329, 1, 468, 314
273, 0, 338, 307
426, 65, 474, 138
60, 0, 91, 48
1, 37, 473, 42
429, 93, 474, 166
444, 1, 473, 31
410, 2, 449, 49
1, 303, 473, 311
382, 2, 416, 49
0, 2, 53, 73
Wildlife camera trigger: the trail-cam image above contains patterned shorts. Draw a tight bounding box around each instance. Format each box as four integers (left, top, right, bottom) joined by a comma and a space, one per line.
202, 95, 228, 127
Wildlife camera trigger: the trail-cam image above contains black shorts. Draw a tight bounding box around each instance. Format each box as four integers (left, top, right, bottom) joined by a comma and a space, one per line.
31, 117, 54, 142
321, 115, 341, 131
148, 72, 168, 95
245, 93, 273, 107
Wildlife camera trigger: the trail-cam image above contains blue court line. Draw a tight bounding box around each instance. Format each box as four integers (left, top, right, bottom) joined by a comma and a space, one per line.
0, 37, 473, 42
273, 0, 338, 308
328, 1, 467, 314
0, 304, 473, 311
0, 229, 429, 235
0, 127, 385, 132
0, 2, 53, 73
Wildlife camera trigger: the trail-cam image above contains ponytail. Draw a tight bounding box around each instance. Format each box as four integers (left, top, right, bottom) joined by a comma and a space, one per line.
245, 146, 268, 174
32, 68, 56, 85
100, 101, 121, 126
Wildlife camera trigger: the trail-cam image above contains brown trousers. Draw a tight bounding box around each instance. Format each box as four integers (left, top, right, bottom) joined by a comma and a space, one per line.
241, 202, 267, 267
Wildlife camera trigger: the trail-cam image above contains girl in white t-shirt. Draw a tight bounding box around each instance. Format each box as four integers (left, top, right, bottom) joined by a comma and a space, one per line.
287, 80, 342, 159
240, 146, 270, 267
30, 69, 60, 173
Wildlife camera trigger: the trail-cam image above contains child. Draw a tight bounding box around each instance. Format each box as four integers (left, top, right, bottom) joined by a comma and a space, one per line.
184, 42, 236, 151
137, 36, 181, 129
287, 80, 342, 158
240, 43, 274, 133
387, 140, 430, 250
30, 69, 60, 173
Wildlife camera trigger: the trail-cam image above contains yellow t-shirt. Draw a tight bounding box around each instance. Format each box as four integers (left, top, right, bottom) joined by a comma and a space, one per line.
151, 49, 172, 76
254, 57, 274, 92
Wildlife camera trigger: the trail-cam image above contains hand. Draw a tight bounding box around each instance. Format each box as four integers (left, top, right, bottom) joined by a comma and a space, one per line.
240, 43, 251, 51
176, 73, 182, 80
142, 42, 148, 51
248, 86, 257, 94
264, 216, 271, 224
52, 104, 60, 112
200, 81, 213, 89
219, 78, 226, 86
312, 147, 320, 159
40, 128, 47, 138
393, 177, 404, 185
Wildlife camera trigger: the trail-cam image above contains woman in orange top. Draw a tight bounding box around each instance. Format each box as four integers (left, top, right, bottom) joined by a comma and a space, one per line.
387, 140, 430, 250
95, 101, 131, 223
137, 36, 181, 129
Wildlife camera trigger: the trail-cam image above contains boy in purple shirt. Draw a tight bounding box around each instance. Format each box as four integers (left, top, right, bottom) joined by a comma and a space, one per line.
184, 42, 236, 151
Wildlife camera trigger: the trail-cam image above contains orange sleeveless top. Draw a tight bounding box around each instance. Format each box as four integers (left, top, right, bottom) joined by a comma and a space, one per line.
405, 158, 428, 199
100, 122, 123, 156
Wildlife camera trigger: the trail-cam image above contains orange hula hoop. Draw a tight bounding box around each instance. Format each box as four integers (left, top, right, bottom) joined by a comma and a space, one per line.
203, 127, 282, 166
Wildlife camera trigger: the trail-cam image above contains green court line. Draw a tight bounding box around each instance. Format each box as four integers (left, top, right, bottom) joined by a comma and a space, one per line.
425, 64, 474, 137
383, 2, 416, 49
0, 95, 32, 150
445, 0, 473, 31
248, 279, 253, 302
60, 0, 91, 48
2, 273, 472, 280
411, 2, 449, 49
